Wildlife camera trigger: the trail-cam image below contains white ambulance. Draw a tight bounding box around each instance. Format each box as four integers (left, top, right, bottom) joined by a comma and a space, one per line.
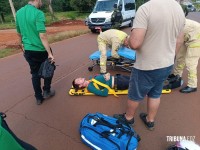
86, 0, 136, 33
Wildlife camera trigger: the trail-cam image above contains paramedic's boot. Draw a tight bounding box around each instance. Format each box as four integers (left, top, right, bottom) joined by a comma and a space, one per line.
179, 86, 197, 93
43, 89, 55, 99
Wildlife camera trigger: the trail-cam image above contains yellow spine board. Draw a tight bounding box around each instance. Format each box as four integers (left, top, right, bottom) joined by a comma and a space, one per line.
69, 88, 171, 96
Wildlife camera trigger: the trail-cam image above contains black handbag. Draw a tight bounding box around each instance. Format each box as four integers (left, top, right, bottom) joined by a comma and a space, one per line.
38, 58, 56, 78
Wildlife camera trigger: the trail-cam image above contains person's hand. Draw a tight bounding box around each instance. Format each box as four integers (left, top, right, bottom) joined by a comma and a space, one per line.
21, 44, 25, 53
17, 43, 24, 53
104, 72, 110, 81
48, 54, 55, 63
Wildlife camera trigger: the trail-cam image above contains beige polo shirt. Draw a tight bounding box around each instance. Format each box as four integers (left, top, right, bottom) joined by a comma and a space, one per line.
132, 0, 185, 70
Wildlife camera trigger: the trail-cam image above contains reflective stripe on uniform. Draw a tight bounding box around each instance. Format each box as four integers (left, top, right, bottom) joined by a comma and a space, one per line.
189, 42, 200, 48
100, 62, 106, 66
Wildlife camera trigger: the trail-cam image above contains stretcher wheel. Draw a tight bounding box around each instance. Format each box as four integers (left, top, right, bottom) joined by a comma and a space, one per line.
88, 67, 93, 71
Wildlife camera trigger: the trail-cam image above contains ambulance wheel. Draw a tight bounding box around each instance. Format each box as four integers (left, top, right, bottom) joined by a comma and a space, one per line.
129, 19, 133, 27
88, 67, 93, 71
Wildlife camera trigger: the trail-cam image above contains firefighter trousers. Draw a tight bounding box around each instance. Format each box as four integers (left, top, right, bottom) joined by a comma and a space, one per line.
174, 44, 200, 88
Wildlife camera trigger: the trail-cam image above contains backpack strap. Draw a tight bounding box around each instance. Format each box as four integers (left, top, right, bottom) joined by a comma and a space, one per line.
91, 115, 140, 142
88, 115, 123, 130
91, 78, 118, 97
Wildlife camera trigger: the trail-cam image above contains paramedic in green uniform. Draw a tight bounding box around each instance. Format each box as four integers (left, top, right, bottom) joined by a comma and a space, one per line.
169, 19, 200, 93
16, 0, 55, 105
97, 29, 130, 74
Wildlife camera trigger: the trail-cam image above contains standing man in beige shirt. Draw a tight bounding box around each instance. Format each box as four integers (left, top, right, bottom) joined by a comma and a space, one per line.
114, 0, 185, 130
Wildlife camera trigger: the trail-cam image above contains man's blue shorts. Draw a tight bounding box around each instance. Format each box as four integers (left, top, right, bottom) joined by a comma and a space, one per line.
128, 65, 173, 101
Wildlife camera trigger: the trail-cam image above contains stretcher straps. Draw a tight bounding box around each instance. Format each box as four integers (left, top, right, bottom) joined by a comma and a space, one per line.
91, 79, 118, 97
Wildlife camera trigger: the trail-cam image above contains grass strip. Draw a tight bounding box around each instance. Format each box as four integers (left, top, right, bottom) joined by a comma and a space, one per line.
0, 29, 91, 58
48, 29, 90, 43
0, 48, 21, 58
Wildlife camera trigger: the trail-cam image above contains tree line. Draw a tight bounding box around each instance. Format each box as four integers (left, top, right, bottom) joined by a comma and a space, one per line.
0, 0, 144, 23
0, 0, 96, 14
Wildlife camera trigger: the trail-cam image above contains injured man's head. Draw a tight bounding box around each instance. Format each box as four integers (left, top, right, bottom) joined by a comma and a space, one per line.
72, 78, 90, 91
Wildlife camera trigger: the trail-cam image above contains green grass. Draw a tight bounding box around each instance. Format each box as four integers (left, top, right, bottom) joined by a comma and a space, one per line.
0, 29, 91, 59
0, 29, 90, 59
0, 23, 16, 30
0, 11, 91, 58
0, 14, 16, 29
0, 48, 21, 58
0, 11, 90, 29
0, 29, 90, 58
48, 29, 90, 43
42, 11, 89, 25
194, 4, 200, 11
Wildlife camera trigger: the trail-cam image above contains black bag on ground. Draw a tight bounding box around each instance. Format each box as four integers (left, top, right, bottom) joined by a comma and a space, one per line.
38, 58, 56, 78
0, 112, 37, 150
163, 75, 183, 89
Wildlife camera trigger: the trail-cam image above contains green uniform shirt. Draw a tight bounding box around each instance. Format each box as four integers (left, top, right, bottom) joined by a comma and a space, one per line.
0, 117, 24, 150
87, 75, 112, 97
16, 4, 46, 51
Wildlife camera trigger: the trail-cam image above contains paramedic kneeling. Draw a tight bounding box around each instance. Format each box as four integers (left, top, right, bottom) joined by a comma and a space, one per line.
97, 29, 129, 74
72, 73, 129, 97
169, 19, 200, 93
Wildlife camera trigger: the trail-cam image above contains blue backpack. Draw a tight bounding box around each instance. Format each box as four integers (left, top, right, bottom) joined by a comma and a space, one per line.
80, 112, 140, 150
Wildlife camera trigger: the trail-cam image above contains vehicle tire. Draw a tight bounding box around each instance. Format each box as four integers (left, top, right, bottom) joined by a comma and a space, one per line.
111, 25, 118, 29
91, 29, 96, 33
88, 67, 93, 71
129, 19, 133, 27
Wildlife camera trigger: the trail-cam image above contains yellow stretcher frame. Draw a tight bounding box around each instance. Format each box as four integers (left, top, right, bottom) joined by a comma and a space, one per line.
69, 87, 171, 96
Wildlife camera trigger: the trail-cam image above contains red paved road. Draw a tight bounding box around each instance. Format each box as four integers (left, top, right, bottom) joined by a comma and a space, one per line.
0, 12, 200, 150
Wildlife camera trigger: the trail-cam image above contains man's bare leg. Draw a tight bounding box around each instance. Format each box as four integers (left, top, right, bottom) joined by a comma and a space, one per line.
146, 97, 160, 122
125, 99, 139, 120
